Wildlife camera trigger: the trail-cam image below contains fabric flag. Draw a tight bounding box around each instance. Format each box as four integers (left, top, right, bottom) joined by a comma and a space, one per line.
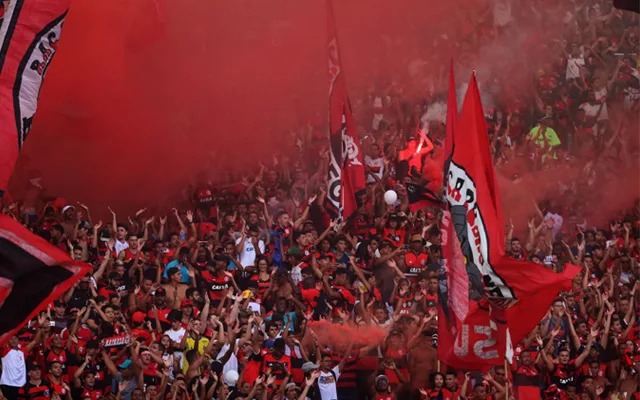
325, 0, 365, 222
613, 0, 640, 13
0, 215, 91, 346
438, 61, 473, 366
439, 73, 579, 369
0, 0, 71, 196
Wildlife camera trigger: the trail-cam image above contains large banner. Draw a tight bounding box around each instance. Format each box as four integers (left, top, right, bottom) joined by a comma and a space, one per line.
325, 0, 365, 222
0, 0, 70, 196
438, 73, 579, 369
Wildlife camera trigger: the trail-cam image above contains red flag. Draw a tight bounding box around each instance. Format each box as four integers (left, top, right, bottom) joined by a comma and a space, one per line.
439, 73, 579, 369
438, 61, 473, 366
0, 0, 70, 195
325, 0, 365, 221
0, 215, 91, 345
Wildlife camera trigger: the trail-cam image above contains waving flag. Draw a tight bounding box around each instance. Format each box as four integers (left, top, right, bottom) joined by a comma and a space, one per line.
0, 0, 71, 196
0, 215, 91, 345
439, 61, 476, 367
439, 73, 579, 369
325, 0, 365, 222
613, 0, 639, 13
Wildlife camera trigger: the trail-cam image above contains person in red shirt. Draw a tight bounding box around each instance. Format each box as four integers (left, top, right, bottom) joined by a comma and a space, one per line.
18, 362, 52, 400
370, 374, 396, 400
404, 234, 429, 276
261, 338, 291, 386
47, 361, 70, 398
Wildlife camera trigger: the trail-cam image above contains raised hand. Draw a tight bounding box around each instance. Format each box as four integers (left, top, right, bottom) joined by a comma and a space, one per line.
307, 194, 318, 206
186, 210, 194, 223
135, 208, 147, 217
108, 207, 116, 216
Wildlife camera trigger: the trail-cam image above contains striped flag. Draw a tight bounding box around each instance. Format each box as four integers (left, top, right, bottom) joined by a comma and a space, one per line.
325, 0, 365, 223
0, 0, 71, 196
438, 73, 579, 370
0, 215, 91, 345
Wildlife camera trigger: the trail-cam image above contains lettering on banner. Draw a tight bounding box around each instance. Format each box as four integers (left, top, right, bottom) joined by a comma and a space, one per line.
453, 323, 499, 361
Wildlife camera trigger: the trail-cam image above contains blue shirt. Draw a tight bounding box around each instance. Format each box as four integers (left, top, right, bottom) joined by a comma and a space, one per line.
163, 260, 190, 284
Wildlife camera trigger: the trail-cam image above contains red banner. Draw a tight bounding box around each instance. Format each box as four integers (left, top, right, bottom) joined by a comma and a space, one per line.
0, 215, 91, 346
325, 0, 365, 221
439, 73, 579, 369
0, 0, 70, 195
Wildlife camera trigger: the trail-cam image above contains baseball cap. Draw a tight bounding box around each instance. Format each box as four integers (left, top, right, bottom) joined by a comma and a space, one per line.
131, 311, 146, 324
285, 383, 299, 392
375, 374, 389, 384
301, 362, 319, 372
180, 299, 194, 308
78, 220, 91, 230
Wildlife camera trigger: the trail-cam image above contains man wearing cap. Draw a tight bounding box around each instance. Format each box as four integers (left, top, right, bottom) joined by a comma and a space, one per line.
142, 288, 170, 331
129, 312, 152, 345
18, 362, 51, 400
101, 349, 142, 400
404, 233, 429, 276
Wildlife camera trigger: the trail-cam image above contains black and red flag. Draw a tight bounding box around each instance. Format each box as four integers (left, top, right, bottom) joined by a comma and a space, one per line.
0, 215, 91, 345
613, 0, 639, 13
325, 0, 365, 222
0, 0, 71, 196
438, 71, 580, 369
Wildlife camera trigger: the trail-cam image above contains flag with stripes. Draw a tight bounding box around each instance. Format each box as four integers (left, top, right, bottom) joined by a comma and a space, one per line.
0, 0, 70, 196
0, 215, 91, 345
325, 0, 365, 223
438, 72, 579, 370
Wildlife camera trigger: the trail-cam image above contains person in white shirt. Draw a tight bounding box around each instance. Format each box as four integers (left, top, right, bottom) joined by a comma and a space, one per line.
364, 143, 384, 184
235, 225, 265, 269
316, 351, 351, 400
164, 313, 186, 365
1, 333, 39, 400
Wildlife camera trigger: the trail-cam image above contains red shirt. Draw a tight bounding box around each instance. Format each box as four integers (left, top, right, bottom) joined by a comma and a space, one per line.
201, 270, 232, 301
404, 252, 428, 275
261, 353, 291, 386
79, 387, 102, 400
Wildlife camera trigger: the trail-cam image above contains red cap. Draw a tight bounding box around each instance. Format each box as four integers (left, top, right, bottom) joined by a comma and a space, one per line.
131, 311, 146, 323
180, 299, 194, 308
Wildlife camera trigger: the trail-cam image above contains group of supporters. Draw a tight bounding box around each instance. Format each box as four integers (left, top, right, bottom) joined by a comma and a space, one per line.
1, 0, 640, 399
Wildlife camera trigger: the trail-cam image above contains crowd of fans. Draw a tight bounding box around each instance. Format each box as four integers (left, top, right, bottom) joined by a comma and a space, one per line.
1, 0, 639, 399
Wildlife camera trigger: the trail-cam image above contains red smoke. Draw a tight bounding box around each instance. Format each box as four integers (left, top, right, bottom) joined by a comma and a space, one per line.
307, 320, 387, 347
8, 0, 638, 226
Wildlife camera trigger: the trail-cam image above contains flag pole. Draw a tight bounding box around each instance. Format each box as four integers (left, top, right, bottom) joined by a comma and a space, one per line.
504, 357, 509, 400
